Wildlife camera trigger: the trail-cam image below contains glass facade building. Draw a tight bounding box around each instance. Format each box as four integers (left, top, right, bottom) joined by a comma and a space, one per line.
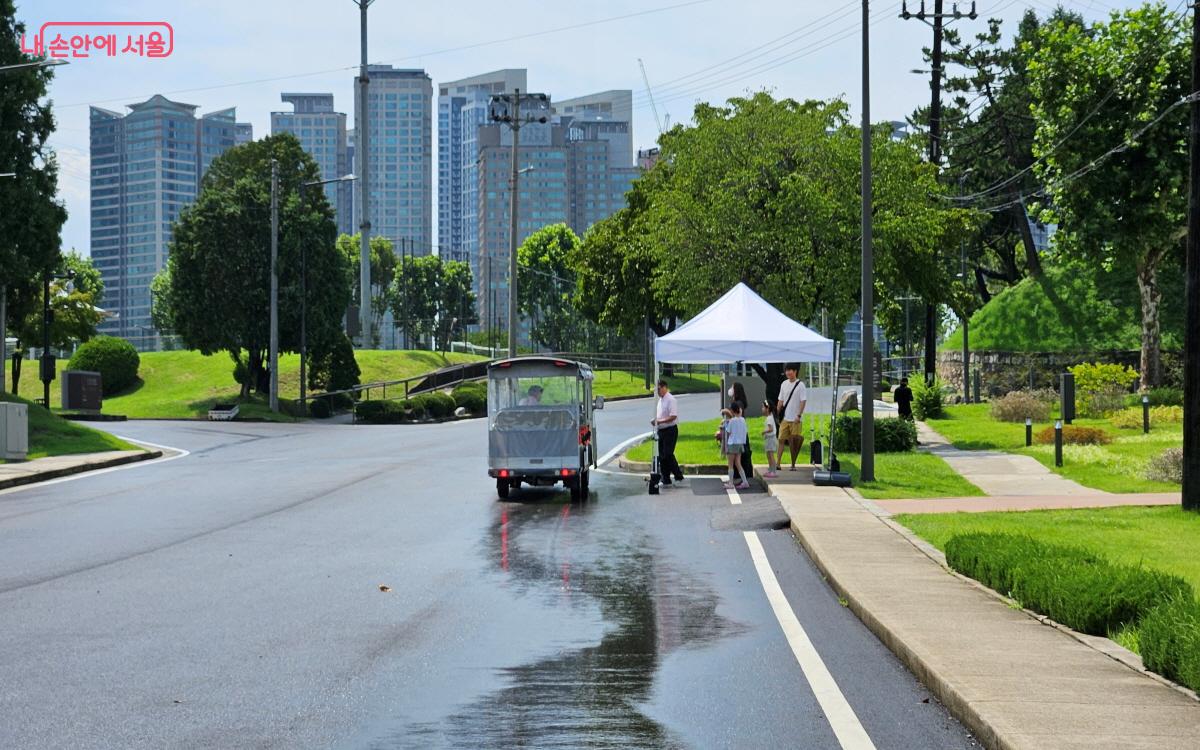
355, 66, 433, 254
271, 93, 353, 236
89, 95, 244, 351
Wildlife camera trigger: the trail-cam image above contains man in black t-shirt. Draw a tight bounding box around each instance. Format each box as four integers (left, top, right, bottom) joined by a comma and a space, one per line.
895, 377, 914, 420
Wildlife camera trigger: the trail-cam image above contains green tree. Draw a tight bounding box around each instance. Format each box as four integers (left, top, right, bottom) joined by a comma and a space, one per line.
1, 1, 68, 392
165, 133, 352, 397
517, 224, 581, 351
436, 259, 477, 352
336, 233, 398, 332
1028, 2, 1189, 387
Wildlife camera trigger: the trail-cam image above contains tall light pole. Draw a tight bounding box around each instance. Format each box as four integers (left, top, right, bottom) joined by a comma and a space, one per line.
860, 0, 875, 482
489, 90, 549, 358
298, 173, 356, 412
353, 0, 375, 348
269, 159, 280, 413
1184, 0, 1200, 512
958, 167, 974, 403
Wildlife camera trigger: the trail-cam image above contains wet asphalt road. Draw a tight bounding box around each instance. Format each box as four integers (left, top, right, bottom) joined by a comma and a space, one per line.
0, 394, 976, 749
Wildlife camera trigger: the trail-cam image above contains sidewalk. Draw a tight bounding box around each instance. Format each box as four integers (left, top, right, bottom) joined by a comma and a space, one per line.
0, 449, 161, 491
766, 479, 1200, 750
917, 422, 1101, 497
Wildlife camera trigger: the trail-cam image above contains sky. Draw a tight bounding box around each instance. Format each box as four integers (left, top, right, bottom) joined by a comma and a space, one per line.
20, 0, 1144, 257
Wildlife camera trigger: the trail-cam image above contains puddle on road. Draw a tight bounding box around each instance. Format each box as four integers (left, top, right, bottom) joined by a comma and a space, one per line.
370, 487, 744, 749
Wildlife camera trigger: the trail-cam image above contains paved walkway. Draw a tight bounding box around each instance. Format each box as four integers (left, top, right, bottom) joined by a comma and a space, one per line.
0, 450, 158, 490
766, 479, 1200, 750
917, 422, 1102, 497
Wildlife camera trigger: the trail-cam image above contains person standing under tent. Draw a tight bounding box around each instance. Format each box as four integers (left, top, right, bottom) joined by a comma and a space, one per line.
652, 379, 685, 487
775, 363, 808, 470
728, 381, 753, 480
721, 402, 751, 490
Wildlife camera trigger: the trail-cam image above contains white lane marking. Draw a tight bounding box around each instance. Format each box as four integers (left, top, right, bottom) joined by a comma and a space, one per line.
0, 437, 190, 497
727, 485, 877, 750
596, 430, 652, 467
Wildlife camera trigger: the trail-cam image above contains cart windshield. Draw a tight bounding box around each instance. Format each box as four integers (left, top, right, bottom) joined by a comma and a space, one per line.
488, 375, 580, 415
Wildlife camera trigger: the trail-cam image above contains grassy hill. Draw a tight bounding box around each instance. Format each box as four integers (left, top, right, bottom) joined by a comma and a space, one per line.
0, 392, 139, 461
943, 262, 1184, 353
14, 350, 487, 420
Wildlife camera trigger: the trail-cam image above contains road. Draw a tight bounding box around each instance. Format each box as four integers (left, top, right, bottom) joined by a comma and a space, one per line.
0, 394, 975, 749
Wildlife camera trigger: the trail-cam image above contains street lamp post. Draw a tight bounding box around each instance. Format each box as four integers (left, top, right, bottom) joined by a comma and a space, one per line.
41, 266, 74, 408
958, 168, 975, 403
0, 59, 68, 73
269, 160, 280, 412
297, 173, 356, 412
489, 90, 549, 358
860, 0, 876, 482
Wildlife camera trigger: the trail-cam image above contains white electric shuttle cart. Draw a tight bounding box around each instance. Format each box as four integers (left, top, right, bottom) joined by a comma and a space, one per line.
486, 357, 603, 501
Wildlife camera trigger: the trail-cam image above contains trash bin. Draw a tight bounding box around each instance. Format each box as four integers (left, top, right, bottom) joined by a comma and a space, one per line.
0, 402, 29, 461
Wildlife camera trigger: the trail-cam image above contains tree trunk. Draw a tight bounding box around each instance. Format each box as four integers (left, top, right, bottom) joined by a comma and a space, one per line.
1014, 202, 1044, 277
1136, 254, 1164, 389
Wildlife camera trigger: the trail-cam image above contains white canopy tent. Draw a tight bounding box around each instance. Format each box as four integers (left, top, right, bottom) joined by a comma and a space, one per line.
654, 283, 834, 364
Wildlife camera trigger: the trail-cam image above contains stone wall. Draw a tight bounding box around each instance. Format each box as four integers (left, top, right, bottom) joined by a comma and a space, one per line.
936, 350, 1184, 397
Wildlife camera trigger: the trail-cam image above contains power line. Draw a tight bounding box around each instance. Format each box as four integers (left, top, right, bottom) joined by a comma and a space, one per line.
57, 0, 714, 110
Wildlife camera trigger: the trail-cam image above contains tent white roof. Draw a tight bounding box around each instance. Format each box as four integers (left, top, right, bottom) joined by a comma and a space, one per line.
654, 283, 835, 364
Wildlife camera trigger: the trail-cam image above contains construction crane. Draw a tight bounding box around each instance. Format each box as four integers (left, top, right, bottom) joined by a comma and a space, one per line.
638, 58, 666, 135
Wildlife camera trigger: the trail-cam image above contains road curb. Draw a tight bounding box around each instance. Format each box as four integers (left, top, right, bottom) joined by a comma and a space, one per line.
0, 450, 164, 491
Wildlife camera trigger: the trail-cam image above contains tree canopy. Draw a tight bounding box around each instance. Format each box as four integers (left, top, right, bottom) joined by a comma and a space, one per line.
161, 134, 352, 396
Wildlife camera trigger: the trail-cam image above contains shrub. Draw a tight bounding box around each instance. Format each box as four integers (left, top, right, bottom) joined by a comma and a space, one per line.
1069, 362, 1137, 417
1111, 405, 1184, 430
1034, 424, 1112, 446
309, 396, 333, 419
307, 332, 361, 394
1127, 387, 1184, 408
1146, 448, 1184, 484
422, 391, 456, 419
67, 336, 140, 396
832, 414, 917, 453
945, 533, 1194, 636
1139, 594, 1200, 693
990, 390, 1052, 423
911, 375, 946, 420
451, 382, 487, 415
355, 399, 413, 424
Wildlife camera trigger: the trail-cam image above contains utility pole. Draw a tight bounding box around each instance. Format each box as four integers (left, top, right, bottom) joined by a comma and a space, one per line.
269, 158, 280, 413
861, 0, 876, 482
1184, 0, 1200, 512
0, 283, 6, 394
900, 0, 977, 383
489, 90, 549, 359
353, 0, 374, 349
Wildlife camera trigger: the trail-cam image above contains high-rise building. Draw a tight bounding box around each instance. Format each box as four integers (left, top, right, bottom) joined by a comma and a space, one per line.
271, 93, 353, 235
235, 122, 254, 144
355, 66, 433, 254
554, 90, 634, 168
89, 95, 245, 350
438, 69, 527, 275
474, 90, 639, 339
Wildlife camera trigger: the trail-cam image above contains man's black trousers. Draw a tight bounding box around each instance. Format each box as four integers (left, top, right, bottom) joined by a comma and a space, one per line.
658, 425, 684, 483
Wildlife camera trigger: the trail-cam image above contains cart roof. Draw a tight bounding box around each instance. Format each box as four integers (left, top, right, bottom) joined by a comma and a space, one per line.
488, 356, 594, 380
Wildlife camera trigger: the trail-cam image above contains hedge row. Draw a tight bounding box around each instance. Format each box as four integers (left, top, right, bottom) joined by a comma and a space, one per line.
1139, 594, 1200, 693
355, 391, 460, 423
832, 414, 917, 453
945, 533, 1192, 637
451, 381, 487, 415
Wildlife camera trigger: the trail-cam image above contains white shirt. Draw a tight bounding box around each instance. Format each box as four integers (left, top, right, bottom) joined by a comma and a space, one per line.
778, 379, 807, 422
656, 392, 678, 428
725, 416, 748, 446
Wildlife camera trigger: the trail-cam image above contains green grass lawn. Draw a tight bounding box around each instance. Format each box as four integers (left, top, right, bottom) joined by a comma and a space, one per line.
590, 369, 721, 400
896, 506, 1200, 600
926, 403, 1182, 494
837, 452, 985, 500
14, 350, 486, 420
0, 393, 139, 461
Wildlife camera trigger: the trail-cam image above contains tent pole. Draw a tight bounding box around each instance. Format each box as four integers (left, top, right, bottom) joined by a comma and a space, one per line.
650, 358, 661, 494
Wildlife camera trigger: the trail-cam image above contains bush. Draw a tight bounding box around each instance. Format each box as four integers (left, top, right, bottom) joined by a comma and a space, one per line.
309, 396, 333, 419
945, 533, 1194, 636
990, 390, 1052, 423
911, 375, 946, 420
1127, 387, 1184, 408
1139, 594, 1200, 693
422, 391, 456, 419
1034, 424, 1112, 446
451, 382, 487, 415
355, 399, 413, 424
1111, 405, 1184, 430
1146, 447, 1184, 484
67, 336, 140, 396
832, 414, 917, 453
308, 332, 361, 394
1069, 362, 1138, 417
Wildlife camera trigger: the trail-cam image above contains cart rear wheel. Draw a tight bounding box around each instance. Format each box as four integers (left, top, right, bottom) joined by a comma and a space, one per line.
580, 469, 590, 496
497, 478, 510, 499
568, 477, 582, 502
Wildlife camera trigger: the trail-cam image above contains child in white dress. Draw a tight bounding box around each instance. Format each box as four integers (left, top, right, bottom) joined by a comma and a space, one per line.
761, 400, 779, 478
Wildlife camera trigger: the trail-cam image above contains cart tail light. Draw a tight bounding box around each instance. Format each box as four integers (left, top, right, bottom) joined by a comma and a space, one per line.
498, 469, 509, 478
561, 469, 575, 477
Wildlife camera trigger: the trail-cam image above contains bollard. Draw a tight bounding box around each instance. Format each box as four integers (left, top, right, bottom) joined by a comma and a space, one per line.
1142, 394, 1150, 434
1025, 418, 1033, 447
1054, 419, 1063, 468
972, 370, 981, 404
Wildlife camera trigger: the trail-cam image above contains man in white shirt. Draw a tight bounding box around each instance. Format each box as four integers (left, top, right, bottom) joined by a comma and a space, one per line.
775, 363, 808, 470
651, 379, 685, 486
